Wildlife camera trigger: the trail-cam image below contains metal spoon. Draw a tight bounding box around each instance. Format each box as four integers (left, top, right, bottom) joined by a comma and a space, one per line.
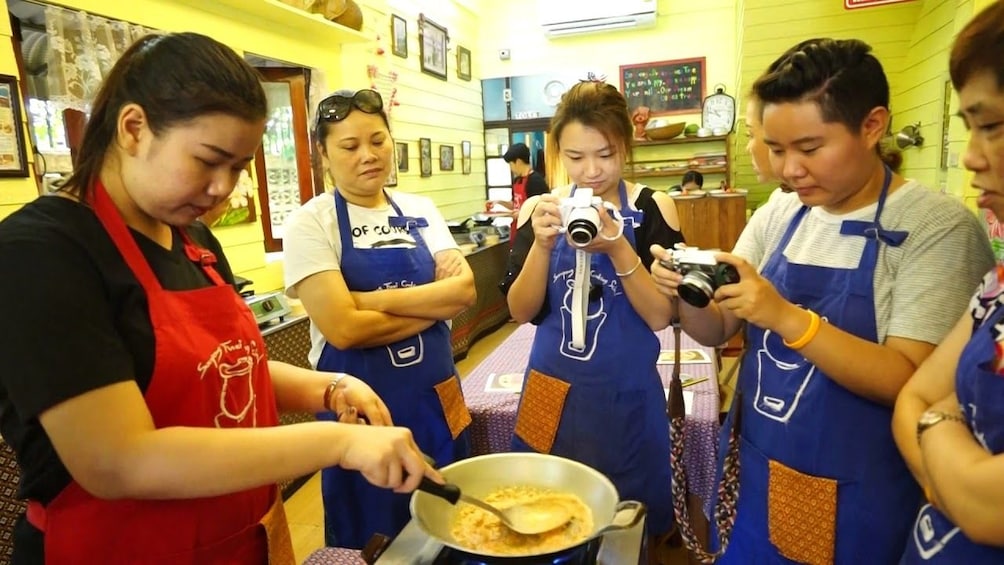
417, 477, 572, 535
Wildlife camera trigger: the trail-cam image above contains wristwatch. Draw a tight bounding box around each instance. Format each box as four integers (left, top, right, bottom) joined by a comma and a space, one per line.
916, 409, 967, 443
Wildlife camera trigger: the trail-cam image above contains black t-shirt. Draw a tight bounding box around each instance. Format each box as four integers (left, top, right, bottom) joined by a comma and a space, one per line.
524, 171, 549, 200
499, 186, 685, 323
0, 195, 235, 507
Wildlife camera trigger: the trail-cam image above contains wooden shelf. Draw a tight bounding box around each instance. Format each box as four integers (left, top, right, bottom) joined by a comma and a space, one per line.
634, 135, 730, 146
174, 0, 371, 43
627, 166, 727, 179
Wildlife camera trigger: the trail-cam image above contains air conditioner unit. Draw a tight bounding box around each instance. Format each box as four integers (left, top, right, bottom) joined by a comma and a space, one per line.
540, 0, 657, 38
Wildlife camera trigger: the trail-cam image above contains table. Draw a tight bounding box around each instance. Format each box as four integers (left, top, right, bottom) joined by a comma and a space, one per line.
460, 323, 721, 506
305, 324, 721, 565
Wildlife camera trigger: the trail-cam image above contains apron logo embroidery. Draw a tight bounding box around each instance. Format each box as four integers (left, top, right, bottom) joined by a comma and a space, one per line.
554, 270, 616, 361
753, 312, 826, 423
198, 339, 263, 427
912, 504, 962, 559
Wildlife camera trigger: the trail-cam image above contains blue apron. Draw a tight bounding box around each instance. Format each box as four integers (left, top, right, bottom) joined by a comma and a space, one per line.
900, 266, 1004, 564
317, 190, 470, 549
511, 182, 674, 536
717, 168, 921, 563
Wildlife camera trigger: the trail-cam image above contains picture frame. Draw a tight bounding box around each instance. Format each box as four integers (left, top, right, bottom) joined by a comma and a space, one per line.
440, 144, 454, 171
0, 74, 29, 178
202, 165, 257, 228
385, 144, 399, 187
940, 79, 951, 171
396, 141, 409, 172
461, 140, 471, 174
457, 45, 472, 82
419, 14, 448, 80
419, 137, 432, 177
391, 14, 407, 59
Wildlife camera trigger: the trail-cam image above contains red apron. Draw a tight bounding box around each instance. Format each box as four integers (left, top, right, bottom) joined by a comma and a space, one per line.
510, 174, 530, 244
27, 182, 294, 564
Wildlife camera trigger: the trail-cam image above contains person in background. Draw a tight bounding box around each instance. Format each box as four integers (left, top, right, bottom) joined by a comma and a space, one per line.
894, 3, 1004, 562
495, 142, 549, 220
283, 88, 475, 549
680, 169, 704, 193
500, 80, 685, 560
0, 33, 436, 564
651, 38, 994, 563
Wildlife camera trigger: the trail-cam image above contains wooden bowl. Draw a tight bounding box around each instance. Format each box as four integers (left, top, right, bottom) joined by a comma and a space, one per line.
645, 121, 686, 141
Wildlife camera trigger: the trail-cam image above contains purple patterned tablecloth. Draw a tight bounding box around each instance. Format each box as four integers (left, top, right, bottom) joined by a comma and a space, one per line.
304, 325, 721, 564
459, 323, 721, 506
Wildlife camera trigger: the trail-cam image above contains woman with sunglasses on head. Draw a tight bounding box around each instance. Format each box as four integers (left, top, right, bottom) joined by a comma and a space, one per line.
283, 89, 475, 548
651, 38, 993, 563
0, 34, 438, 564
500, 80, 685, 560
894, 4, 1004, 562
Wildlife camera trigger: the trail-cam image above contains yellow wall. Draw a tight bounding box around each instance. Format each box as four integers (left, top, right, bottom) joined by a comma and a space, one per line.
0, 14, 40, 222
476, 0, 738, 147
734, 0, 922, 207
347, 0, 487, 221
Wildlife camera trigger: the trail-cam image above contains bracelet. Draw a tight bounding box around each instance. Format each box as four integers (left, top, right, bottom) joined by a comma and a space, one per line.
783, 309, 821, 350
615, 257, 643, 278
322, 374, 348, 412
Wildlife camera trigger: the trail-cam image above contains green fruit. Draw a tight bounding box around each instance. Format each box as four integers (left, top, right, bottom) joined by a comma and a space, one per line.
684, 124, 699, 134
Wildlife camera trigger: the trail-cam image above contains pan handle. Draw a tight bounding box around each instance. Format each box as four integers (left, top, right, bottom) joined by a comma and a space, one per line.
595, 500, 647, 535
417, 476, 462, 505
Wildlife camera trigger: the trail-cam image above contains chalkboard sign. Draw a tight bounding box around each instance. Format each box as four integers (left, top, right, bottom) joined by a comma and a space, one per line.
620, 57, 705, 116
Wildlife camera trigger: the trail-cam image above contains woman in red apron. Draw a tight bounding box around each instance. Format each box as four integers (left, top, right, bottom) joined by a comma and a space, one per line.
0, 33, 435, 564
652, 38, 993, 563
894, 5, 1004, 562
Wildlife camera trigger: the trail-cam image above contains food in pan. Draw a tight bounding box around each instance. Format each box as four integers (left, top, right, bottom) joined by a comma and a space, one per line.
449, 485, 593, 556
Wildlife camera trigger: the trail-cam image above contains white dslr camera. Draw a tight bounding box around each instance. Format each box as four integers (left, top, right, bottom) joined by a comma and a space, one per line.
557, 188, 622, 248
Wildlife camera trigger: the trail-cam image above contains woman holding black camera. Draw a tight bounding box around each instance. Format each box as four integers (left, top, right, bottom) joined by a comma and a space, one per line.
500, 80, 685, 556
651, 39, 992, 563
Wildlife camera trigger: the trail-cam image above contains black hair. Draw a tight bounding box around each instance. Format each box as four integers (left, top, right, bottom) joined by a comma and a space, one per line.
503, 142, 531, 164
753, 38, 889, 133
63, 32, 267, 201
312, 88, 391, 146
681, 170, 704, 188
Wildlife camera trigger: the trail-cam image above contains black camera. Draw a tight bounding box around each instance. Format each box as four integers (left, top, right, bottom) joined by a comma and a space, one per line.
661, 247, 740, 308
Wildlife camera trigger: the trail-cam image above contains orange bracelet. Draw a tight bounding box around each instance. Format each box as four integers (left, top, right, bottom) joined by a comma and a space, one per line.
783, 309, 821, 350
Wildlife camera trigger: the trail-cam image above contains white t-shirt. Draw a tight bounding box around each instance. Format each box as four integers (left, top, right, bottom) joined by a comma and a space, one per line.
733, 181, 995, 344
282, 189, 458, 366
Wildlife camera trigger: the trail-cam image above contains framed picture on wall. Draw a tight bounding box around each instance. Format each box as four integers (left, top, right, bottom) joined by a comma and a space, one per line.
440, 144, 454, 171
419, 137, 432, 177
457, 46, 472, 81
461, 140, 471, 174
391, 14, 407, 59
419, 14, 448, 80
386, 144, 399, 187
396, 141, 409, 172
0, 74, 29, 178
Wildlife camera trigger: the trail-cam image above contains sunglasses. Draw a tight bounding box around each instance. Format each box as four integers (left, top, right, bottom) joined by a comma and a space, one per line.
316, 89, 383, 123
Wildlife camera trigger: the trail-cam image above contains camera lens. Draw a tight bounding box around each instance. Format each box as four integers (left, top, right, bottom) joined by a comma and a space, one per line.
678, 271, 714, 308
567, 219, 598, 246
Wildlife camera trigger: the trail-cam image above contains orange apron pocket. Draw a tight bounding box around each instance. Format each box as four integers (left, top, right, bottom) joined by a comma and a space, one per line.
434, 376, 472, 439
513, 369, 570, 453
260, 486, 295, 565
768, 459, 837, 565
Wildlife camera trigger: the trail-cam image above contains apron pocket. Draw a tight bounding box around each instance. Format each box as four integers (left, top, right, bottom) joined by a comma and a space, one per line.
514, 369, 570, 453
259, 486, 295, 565
768, 459, 837, 565
434, 376, 472, 439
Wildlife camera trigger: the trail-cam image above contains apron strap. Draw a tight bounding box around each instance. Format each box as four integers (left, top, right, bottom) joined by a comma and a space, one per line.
178, 229, 227, 287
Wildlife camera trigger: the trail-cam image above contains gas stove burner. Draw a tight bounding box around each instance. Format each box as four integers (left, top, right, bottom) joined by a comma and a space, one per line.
433, 538, 601, 564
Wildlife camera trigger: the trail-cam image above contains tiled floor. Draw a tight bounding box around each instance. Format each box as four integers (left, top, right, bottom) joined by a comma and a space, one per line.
283, 322, 736, 564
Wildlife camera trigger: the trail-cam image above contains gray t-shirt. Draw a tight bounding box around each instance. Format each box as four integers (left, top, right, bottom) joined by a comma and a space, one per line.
733, 181, 995, 344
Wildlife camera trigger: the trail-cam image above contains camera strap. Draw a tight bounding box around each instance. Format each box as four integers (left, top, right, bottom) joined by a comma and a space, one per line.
570, 249, 591, 351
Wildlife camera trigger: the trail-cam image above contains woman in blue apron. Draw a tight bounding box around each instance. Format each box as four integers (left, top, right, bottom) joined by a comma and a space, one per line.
501, 81, 686, 550
283, 89, 473, 548
651, 38, 993, 563
894, 5, 1004, 562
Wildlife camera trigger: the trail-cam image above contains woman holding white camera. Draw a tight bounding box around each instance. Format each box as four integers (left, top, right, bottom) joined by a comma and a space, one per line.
500, 80, 685, 552
651, 39, 992, 563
